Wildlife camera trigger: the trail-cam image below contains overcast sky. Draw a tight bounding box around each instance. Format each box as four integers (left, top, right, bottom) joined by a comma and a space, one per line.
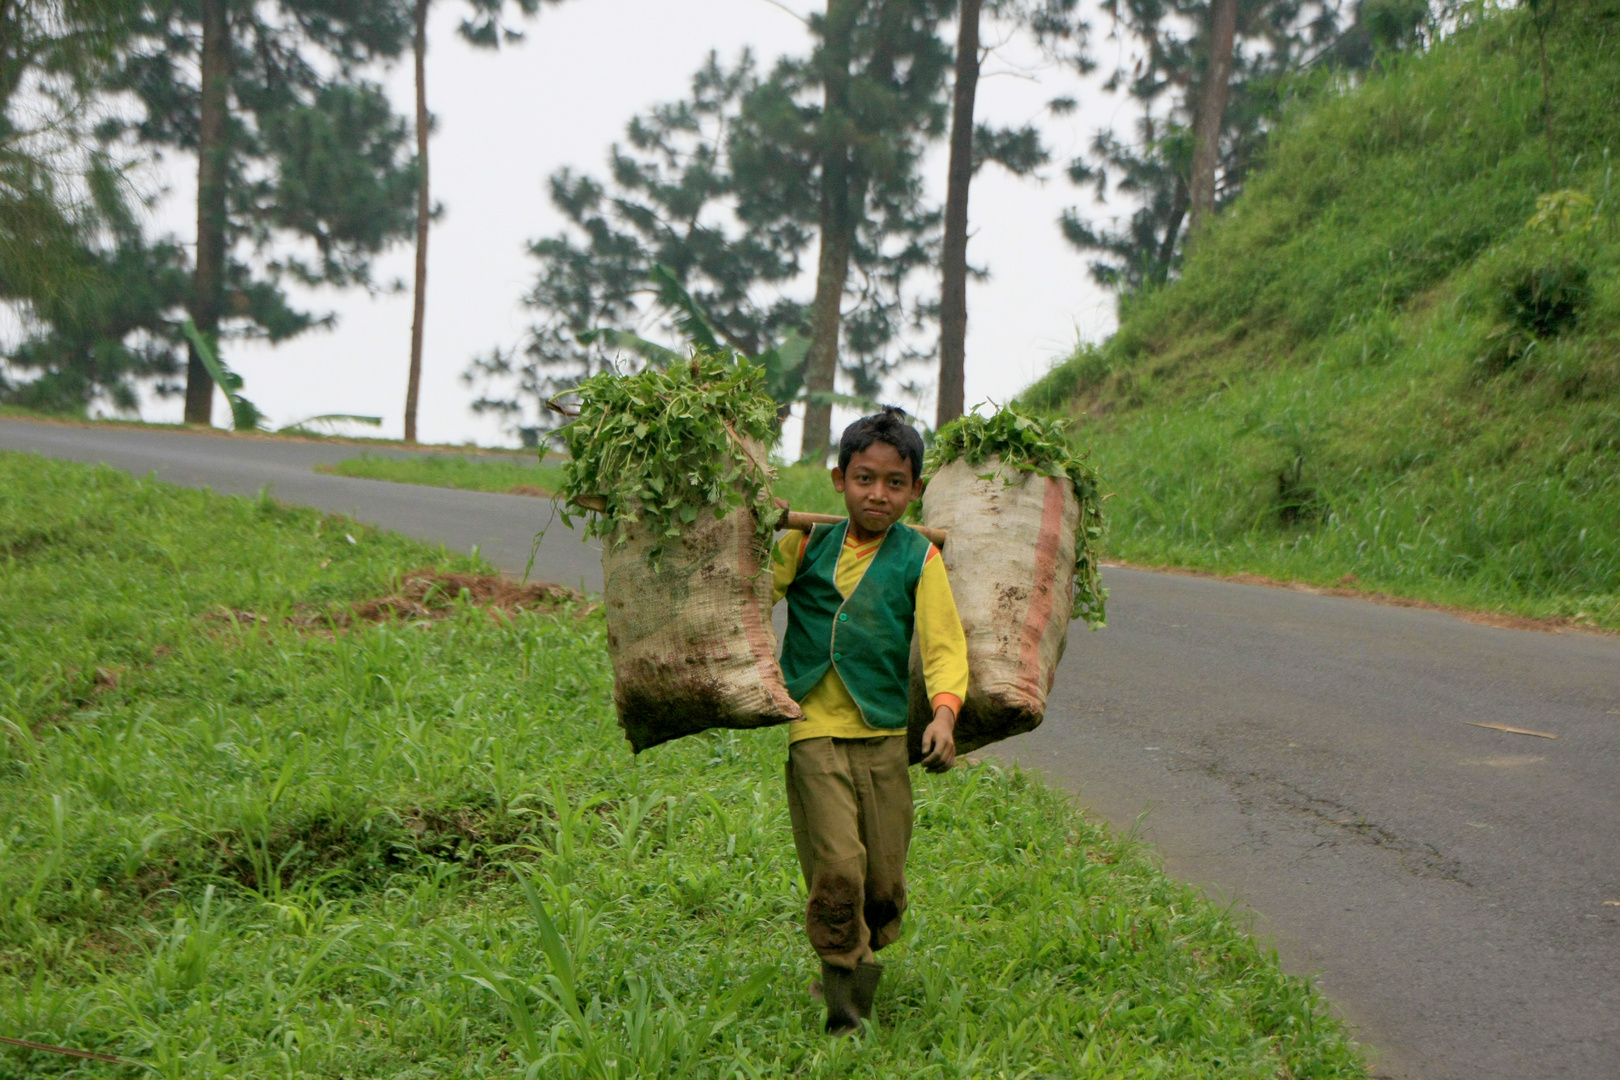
129, 0, 1139, 449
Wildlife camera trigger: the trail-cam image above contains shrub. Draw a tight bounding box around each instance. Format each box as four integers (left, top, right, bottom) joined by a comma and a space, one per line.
1498, 255, 1591, 338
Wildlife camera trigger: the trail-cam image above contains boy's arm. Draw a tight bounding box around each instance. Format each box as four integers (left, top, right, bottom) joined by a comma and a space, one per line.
915, 545, 969, 771
770, 530, 809, 605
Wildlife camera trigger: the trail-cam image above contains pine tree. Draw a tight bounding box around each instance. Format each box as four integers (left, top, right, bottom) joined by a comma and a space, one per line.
102, 0, 421, 425
1062, 0, 1339, 298
1, 165, 193, 413
0, 0, 195, 413
758, 0, 956, 461
473, 34, 957, 455
403, 0, 566, 444
464, 52, 810, 445
936, 0, 1078, 429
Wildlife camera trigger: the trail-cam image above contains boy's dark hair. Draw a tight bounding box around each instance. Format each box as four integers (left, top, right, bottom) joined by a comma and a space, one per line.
837, 406, 925, 481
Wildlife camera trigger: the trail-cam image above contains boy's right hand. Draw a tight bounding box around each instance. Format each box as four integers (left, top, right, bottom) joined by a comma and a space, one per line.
919, 706, 957, 773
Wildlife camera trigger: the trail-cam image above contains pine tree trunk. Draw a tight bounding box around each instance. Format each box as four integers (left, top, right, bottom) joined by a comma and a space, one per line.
802, 172, 857, 463
800, 0, 858, 463
404, 0, 429, 444
185, 0, 229, 426
1533, 1, 1558, 187
1154, 177, 1189, 284
1187, 0, 1237, 243
936, 0, 981, 432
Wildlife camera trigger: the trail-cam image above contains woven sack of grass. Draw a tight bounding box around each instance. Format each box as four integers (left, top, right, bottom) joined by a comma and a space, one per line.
559, 353, 802, 752
905, 409, 1106, 762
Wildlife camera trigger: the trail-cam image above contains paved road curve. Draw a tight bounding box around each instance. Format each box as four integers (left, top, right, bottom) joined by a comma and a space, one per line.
5, 418, 1618, 1080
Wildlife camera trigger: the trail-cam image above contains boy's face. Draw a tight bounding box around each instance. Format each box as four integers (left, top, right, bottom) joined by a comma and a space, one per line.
831, 442, 923, 539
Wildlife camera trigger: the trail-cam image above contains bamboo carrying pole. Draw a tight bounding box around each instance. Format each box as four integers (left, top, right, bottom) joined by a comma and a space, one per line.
778, 509, 947, 549
568, 495, 946, 549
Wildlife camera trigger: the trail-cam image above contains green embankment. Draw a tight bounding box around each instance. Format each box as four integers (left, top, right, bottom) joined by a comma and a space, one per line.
773, 461, 849, 515
318, 452, 567, 495
0, 452, 1364, 1077
1029, 0, 1620, 629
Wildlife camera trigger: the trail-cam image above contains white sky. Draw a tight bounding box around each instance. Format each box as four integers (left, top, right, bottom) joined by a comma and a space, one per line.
124, 0, 1139, 449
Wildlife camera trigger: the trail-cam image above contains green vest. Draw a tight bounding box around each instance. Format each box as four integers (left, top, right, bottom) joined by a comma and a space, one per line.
780, 520, 931, 730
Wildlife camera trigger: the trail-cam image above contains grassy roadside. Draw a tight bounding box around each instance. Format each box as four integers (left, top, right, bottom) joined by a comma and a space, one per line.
0, 450, 1366, 1078
317, 453, 567, 496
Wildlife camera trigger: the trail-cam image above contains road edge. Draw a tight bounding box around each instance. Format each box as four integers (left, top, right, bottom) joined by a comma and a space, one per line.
1100, 559, 1617, 638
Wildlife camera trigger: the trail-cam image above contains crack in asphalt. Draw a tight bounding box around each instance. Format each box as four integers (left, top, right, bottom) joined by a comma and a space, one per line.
1181, 747, 1468, 885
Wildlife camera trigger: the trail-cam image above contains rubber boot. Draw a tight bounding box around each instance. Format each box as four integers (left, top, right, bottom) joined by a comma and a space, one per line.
852, 960, 883, 1023
821, 961, 861, 1035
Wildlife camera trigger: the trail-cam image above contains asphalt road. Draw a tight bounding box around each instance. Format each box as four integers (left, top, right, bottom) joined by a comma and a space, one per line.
5, 418, 1618, 1080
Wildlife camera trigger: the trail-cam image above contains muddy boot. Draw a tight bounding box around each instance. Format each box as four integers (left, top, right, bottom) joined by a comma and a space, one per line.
852, 960, 883, 1023
821, 961, 860, 1035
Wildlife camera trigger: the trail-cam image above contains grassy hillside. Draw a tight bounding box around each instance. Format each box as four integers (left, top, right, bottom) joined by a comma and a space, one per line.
1029, 0, 1620, 628
0, 452, 1364, 1077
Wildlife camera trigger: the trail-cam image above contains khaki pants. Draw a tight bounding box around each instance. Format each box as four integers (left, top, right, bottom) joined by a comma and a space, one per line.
784, 735, 913, 970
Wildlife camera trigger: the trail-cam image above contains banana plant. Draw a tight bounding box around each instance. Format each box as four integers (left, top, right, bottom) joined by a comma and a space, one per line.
277, 414, 384, 435
574, 265, 935, 439
182, 320, 383, 435
576, 265, 809, 424
181, 319, 262, 431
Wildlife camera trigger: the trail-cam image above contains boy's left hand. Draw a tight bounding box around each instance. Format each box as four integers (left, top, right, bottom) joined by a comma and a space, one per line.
920, 706, 957, 773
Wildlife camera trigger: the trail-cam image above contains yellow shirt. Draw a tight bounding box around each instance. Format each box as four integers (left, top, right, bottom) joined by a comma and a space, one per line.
771, 528, 969, 742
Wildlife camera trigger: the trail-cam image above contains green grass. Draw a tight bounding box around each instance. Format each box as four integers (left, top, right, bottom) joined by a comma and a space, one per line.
0, 450, 1366, 1077
772, 462, 848, 516
1028, 0, 1620, 630
0, 404, 72, 420
319, 453, 567, 495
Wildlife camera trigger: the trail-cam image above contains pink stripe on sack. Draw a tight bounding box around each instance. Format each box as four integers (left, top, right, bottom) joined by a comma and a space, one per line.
1014, 476, 1065, 708
739, 516, 803, 719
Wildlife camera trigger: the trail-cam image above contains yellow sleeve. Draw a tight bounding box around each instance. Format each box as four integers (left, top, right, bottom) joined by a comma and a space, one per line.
916, 547, 969, 716
770, 530, 808, 605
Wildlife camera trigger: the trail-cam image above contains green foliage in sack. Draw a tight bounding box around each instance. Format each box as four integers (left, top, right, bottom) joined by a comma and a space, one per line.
558, 351, 779, 562
928, 406, 1108, 626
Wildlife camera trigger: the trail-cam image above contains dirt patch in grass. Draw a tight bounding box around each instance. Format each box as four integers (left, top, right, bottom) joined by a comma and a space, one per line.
344, 568, 591, 623
206, 569, 596, 635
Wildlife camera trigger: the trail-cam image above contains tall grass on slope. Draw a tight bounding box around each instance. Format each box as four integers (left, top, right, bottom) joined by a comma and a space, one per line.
1094, 0, 1619, 353
0, 452, 1365, 1077
1028, 0, 1620, 627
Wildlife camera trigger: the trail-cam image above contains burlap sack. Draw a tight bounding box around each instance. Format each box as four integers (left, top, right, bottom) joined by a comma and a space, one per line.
601, 504, 802, 752
907, 456, 1081, 761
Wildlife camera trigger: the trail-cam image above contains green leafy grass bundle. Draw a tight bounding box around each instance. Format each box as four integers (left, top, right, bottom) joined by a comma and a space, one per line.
558, 353, 780, 559
318, 452, 566, 495
0, 451, 1364, 1077
929, 406, 1108, 625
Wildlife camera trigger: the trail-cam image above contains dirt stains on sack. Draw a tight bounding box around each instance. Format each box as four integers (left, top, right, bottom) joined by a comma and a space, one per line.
616, 680, 779, 754
602, 502, 800, 753
908, 460, 1081, 762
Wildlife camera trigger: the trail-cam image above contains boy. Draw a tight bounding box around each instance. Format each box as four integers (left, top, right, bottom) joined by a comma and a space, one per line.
770, 407, 968, 1034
